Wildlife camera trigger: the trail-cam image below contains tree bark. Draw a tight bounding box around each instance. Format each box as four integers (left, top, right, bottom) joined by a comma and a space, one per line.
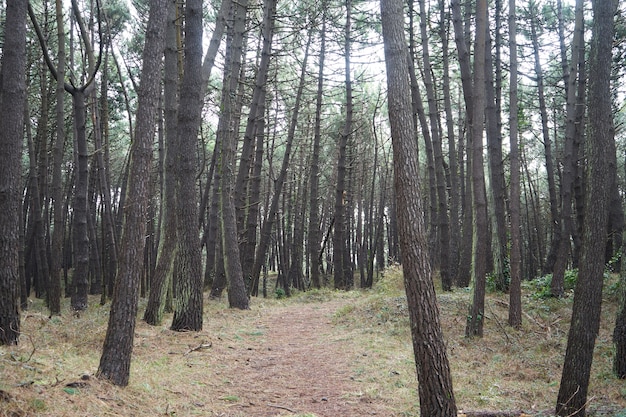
466, 0, 489, 338
171, 0, 206, 328
0, 0, 28, 346
144, 0, 179, 326
216, 0, 250, 309
333, 0, 354, 290
380, 0, 457, 414
556, 0, 618, 414
96, 0, 168, 386
508, 0, 522, 328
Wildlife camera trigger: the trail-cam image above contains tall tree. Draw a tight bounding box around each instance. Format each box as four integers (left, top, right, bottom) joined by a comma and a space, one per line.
48, 0, 67, 315
0, 0, 28, 346
550, 0, 585, 297
417, 0, 451, 291
215, 0, 250, 309
556, 0, 618, 414
143, 0, 179, 326
508, 0, 522, 328
466, 0, 489, 338
171, 0, 206, 328
97, 0, 168, 386
333, 0, 354, 290
308, 7, 327, 290
380, 0, 457, 413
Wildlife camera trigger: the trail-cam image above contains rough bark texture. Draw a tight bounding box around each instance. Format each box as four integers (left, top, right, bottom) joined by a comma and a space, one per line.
466, 0, 489, 338
144, 0, 179, 326
381, 0, 457, 414
550, 0, 585, 298
171, 0, 205, 328
556, 0, 617, 414
333, 0, 354, 290
308, 12, 326, 290
97, 0, 168, 386
508, 0, 522, 328
0, 0, 27, 346
217, 0, 250, 309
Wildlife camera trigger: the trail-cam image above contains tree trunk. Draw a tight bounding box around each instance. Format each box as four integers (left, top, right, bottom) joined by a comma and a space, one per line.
171, 0, 205, 329
250, 32, 312, 295
485, 13, 508, 292
440, 0, 461, 286
96, 0, 168, 386
418, 0, 450, 291
556, 1, 617, 414
508, 0, 522, 328
466, 0, 489, 338
144, 0, 179, 326
550, 0, 585, 297
308, 15, 327, 290
333, 0, 354, 290
380, 0, 457, 413
0, 0, 27, 346
216, 0, 250, 309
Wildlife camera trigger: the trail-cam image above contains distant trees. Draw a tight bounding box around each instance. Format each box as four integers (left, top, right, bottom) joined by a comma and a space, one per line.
1, 1, 626, 411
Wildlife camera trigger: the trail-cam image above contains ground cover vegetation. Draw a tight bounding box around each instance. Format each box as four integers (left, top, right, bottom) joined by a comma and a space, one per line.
1, 269, 626, 416
1, 0, 626, 415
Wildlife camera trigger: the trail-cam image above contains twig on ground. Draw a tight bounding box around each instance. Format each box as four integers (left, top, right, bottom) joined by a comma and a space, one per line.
267, 403, 297, 413
184, 342, 212, 356
487, 301, 511, 344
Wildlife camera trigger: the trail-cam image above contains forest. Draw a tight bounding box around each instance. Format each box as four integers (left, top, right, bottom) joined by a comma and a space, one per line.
1, 0, 626, 415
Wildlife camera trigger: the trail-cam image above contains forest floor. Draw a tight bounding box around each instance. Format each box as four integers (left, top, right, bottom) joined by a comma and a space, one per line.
2, 267, 626, 417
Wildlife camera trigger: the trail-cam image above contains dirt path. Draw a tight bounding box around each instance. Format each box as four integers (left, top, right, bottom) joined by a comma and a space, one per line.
207, 298, 396, 417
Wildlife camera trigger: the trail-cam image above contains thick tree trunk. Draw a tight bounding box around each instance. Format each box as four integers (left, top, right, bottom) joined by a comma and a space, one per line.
96, 0, 168, 386
556, 1, 617, 414
380, 0, 457, 413
171, 0, 205, 329
70, 90, 92, 311
0, 0, 27, 346
333, 0, 354, 290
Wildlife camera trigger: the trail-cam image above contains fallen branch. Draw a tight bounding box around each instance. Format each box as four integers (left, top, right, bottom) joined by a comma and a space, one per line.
183, 342, 212, 356
267, 403, 297, 413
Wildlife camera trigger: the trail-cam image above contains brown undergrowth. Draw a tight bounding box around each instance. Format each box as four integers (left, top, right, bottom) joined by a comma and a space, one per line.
1, 267, 626, 416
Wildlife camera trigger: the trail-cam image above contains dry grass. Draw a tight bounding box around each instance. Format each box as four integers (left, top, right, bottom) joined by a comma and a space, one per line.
1, 268, 626, 417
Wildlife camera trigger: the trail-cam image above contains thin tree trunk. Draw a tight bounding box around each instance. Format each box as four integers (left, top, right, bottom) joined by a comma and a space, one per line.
508, 0, 522, 328
551, 0, 584, 298
308, 10, 327, 290
144, 0, 179, 326
250, 31, 313, 295
466, 0, 489, 338
216, 0, 250, 310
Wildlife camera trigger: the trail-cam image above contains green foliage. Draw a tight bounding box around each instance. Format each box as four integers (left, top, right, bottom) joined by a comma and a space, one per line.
274, 287, 286, 299
30, 398, 47, 411
527, 269, 579, 299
